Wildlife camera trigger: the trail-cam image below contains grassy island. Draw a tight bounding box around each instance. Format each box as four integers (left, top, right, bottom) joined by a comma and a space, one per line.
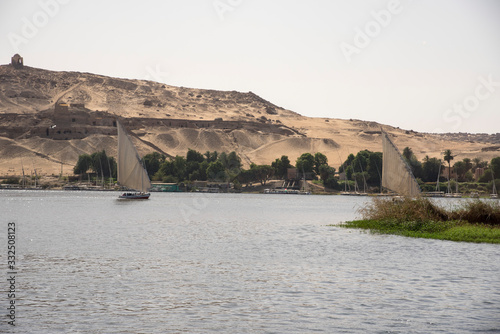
340, 197, 500, 244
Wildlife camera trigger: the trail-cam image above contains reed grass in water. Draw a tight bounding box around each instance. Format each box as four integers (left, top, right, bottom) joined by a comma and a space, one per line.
340, 197, 500, 244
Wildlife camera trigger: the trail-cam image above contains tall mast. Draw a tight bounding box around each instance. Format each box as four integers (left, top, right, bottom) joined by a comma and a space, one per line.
493, 169, 497, 195
21, 161, 25, 188
436, 163, 441, 192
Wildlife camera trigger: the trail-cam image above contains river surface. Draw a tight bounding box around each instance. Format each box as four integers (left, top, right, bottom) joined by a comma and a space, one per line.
1, 190, 499, 333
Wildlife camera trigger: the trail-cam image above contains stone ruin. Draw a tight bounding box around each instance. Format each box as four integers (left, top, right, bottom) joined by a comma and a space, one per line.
11, 54, 23, 69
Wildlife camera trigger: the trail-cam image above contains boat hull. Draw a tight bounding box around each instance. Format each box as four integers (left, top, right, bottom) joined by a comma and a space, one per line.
264, 189, 310, 195
118, 192, 150, 200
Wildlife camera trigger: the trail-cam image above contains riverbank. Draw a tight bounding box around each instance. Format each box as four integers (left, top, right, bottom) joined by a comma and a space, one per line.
339, 197, 500, 244
341, 219, 500, 244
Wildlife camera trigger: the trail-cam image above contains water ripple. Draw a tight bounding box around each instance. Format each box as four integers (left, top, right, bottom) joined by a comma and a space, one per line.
0, 191, 499, 333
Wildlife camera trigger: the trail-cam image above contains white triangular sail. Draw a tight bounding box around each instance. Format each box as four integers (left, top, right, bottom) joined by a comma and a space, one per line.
117, 121, 151, 192
381, 130, 420, 197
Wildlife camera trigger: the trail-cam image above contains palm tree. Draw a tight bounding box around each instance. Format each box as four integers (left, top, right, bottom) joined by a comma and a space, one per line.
402, 147, 413, 161
462, 158, 472, 173
472, 158, 481, 173
443, 149, 454, 193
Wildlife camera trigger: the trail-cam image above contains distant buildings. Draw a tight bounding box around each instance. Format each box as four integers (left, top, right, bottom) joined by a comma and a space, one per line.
54, 102, 69, 113
442, 166, 487, 181
45, 102, 117, 140
441, 166, 457, 180
474, 167, 485, 181
287, 168, 298, 180
11, 54, 23, 69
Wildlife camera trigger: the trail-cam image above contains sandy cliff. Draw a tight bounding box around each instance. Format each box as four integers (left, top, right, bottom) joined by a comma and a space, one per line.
0, 64, 499, 177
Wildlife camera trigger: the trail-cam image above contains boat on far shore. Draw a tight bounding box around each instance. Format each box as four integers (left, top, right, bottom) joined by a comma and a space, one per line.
264, 188, 310, 195
491, 173, 498, 199
340, 191, 368, 196
422, 191, 445, 198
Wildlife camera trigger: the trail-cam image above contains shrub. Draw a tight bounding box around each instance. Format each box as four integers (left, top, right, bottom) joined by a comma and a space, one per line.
360, 197, 448, 222
2, 177, 20, 184
360, 197, 500, 226
449, 200, 500, 226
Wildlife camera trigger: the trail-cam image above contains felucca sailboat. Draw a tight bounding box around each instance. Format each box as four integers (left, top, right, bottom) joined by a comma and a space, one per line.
117, 121, 151, 199
491, 170, 498, 199
381, 130, 421, 197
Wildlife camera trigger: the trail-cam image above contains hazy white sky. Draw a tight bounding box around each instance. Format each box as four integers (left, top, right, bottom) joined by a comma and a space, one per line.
1, 0, 499, 134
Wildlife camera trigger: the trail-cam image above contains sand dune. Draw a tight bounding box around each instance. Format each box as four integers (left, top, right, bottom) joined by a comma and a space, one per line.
0, 64, 499, 177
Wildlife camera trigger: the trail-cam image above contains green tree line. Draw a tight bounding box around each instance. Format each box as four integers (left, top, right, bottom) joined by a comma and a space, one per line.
138, 150, 339, 189
73, 150, 117, 179
73, 147, 500, 192
400, 147, 500, 184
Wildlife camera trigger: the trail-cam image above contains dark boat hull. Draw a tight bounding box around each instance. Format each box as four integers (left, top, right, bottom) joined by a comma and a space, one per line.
118, 192, 150, 200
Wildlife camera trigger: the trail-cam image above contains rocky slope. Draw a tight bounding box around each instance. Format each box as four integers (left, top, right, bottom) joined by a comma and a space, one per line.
0, 63, 499, 177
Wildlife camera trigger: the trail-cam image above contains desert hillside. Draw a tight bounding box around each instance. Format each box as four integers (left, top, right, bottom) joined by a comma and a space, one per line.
1, 63, 499, 177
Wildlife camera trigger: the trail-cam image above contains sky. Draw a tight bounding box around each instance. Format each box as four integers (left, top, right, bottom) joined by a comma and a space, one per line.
1, 0, 500, 134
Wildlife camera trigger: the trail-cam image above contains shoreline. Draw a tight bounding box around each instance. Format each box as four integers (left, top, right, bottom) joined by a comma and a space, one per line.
1, 184, 499, 198
338, 196, 500, 244
339, 219, 500, 244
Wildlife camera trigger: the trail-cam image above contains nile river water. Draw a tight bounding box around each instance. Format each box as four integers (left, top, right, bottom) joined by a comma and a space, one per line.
1, 190, 499, 333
